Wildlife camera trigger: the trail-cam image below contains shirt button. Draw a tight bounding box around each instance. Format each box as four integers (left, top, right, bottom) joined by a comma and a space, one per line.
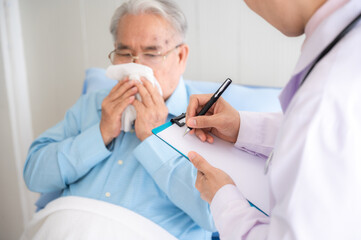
105, 192, 111, 197
117, 160, 123, 165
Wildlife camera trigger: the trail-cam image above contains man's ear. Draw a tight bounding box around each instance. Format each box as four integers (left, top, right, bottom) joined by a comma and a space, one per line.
177, 44, 189, 73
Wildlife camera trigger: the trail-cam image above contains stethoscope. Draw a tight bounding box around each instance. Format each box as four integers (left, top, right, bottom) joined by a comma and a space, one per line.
264, 12, 361, 174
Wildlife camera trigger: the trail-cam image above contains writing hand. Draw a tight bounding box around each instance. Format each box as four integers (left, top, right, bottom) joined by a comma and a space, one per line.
186, 94, 240, 143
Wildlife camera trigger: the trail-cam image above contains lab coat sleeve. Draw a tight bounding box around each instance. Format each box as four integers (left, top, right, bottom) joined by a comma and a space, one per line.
235, 111, 283, 158
210, 184, 269, 240
133, 135, 216, 232
24, 94, 111, 193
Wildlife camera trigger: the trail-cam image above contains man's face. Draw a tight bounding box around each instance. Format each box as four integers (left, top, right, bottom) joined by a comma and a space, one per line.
115, 13, 188, 100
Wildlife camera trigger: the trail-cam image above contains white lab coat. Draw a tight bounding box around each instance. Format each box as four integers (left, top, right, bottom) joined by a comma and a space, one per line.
210, 1, 361, 239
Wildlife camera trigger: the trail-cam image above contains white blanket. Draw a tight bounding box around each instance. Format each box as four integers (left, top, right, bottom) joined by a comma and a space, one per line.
21, 196, 177, 240
106, 63, 162, 132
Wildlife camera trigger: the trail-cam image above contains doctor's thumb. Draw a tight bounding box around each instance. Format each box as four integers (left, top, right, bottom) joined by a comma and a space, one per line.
188, 151, 209, 173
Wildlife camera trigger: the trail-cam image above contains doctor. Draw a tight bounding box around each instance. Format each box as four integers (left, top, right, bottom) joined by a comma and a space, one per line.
185, 0, 361, 239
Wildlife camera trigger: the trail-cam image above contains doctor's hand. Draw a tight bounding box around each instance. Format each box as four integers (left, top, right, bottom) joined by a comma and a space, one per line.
188, 151, 235, 204
100, 78, 137, 146
186, 94, 240, 143
132, 78, 168, 141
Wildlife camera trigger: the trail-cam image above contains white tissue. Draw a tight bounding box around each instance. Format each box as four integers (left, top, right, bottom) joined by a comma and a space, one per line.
105, 63, 162, 132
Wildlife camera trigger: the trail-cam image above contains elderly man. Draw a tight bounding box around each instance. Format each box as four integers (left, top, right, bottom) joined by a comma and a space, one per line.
24, 0, 215, 239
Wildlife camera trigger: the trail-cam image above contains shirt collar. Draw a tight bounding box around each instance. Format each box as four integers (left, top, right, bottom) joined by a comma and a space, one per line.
165, 77, 188, 118
304, 0, 349, 40
294, 0, 359, 74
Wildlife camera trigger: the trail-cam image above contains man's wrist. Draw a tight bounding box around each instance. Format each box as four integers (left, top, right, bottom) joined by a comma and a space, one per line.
101, 129, 114, 146
138, 132, 152, 142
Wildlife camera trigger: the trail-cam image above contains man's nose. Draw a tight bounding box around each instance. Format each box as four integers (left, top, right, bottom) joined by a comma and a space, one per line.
132, 56, 140, 64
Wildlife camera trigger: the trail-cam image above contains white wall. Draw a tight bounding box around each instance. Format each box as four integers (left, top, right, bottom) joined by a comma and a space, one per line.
1, 0, 303, 239
1, 1, 38, 239
0, 41, 25, 240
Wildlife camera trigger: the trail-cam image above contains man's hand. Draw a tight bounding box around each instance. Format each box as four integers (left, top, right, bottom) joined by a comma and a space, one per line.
100, 78, 137, 146
188, 151, 235, 204
185, 94, 240, 143
132, 78, 168, 141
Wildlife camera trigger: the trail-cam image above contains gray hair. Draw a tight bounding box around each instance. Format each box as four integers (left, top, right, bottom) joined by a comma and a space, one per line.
110, 0, 187, 42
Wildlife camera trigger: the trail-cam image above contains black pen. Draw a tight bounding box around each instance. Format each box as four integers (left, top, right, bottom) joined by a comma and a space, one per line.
184, 78, 232, 136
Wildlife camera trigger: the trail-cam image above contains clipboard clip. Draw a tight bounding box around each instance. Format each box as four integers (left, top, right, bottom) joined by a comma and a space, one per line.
171, 113, 186, 127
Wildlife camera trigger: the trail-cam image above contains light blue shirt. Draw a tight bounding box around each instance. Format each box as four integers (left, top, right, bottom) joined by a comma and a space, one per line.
24, 78, 216, 239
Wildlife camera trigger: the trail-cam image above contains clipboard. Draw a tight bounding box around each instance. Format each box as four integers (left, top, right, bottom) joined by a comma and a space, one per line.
152, 113, 270, 215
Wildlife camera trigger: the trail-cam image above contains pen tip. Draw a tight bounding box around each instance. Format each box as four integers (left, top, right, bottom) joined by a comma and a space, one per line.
183, 128, 190, 137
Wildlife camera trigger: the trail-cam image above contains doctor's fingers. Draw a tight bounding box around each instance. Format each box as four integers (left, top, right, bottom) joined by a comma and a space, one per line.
195, 170, 207, 191
194, 128, 214, 143
188, 151, 214, 174
186, 94, 214, 120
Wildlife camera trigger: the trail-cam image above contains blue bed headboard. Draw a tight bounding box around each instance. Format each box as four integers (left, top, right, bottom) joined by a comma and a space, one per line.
83, 68, 282, 112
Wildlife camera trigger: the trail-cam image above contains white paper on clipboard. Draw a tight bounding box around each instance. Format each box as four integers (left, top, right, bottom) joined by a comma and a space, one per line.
153, 118, 270, 215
